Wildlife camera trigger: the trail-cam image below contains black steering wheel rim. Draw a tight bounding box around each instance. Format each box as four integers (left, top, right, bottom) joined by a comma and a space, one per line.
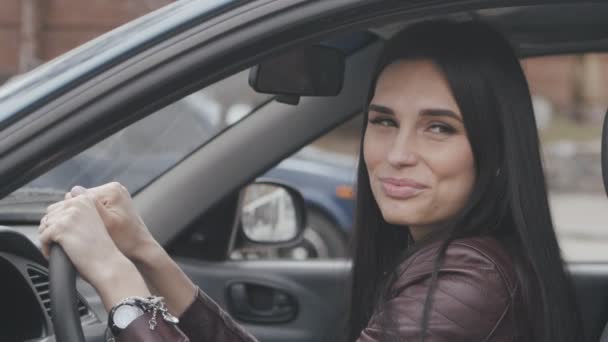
49, 244, 86, 342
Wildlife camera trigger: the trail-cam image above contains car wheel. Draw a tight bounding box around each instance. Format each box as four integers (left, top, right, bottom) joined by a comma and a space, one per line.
279, 210, 349, 260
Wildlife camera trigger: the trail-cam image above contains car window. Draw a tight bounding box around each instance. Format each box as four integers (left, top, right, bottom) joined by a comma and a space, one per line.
233, 52, 608, 262
522, 53, 608, 262
2, 70, 271, 205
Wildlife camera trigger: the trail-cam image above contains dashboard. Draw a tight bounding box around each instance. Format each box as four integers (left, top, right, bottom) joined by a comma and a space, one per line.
0, 190, 243, 341
0, 254, 46, 340
0, 226, 102, 341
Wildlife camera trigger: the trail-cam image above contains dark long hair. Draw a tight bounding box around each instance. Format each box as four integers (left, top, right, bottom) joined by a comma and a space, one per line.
347, 21, 582, 342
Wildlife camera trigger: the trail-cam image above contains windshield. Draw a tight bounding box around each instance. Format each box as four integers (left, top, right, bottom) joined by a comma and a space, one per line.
4, 70, 271, 209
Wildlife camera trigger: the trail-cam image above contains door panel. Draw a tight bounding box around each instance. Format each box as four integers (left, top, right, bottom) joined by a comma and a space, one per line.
179, 259, 608, 342
570, 264, 608, 342
177, 258, 350, 342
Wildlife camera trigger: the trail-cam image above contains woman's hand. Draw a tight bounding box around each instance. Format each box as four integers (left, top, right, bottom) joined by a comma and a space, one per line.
39, 189, 151, 310
62, 183, 197, 315
66, 183, 160, 263
39, 190, 124, 284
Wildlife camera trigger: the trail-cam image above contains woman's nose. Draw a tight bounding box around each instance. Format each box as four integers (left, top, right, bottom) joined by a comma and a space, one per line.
386, 131, 418, 168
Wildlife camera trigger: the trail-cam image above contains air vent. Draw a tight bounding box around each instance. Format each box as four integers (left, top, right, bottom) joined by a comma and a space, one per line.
27, 266, 89, 318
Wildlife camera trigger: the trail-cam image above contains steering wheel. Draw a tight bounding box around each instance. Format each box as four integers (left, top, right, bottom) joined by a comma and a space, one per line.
49, 244, 86, 342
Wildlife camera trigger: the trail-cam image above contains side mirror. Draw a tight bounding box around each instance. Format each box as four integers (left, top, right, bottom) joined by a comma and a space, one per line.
239, 182, 306, 246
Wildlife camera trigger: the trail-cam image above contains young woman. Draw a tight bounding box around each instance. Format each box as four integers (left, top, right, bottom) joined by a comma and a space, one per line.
39, 20, 582, 341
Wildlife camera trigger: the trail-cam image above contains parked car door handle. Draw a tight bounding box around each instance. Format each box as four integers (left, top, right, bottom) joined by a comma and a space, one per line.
227, 283, 298, 324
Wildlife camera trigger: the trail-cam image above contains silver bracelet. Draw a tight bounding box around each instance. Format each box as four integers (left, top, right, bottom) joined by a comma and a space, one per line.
144, 296, 179, 329
124, 296, 179, 330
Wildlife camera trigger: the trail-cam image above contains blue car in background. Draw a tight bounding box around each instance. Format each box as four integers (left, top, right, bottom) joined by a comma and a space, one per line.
27, 75, 356, 259
264, 146, 356, 258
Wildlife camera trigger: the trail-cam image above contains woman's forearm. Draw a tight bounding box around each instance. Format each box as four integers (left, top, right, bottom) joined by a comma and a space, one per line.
92, 253, 152, 312
131, 239, 198, 316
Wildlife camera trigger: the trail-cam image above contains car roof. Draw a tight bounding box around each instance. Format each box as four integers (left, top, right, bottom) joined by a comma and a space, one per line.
372, 3, 608, 57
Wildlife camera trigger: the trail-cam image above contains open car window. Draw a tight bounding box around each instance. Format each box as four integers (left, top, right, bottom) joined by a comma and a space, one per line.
0, 70, 272, 209
522, 53, 608, 261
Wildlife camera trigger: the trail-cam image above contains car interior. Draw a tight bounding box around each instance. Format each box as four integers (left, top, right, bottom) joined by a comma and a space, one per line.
3, 1, 608, 341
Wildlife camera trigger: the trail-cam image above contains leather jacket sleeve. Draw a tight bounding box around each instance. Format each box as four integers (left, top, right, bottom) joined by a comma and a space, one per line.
357, 238, 518, 342
116, 288, 258, 342
176, 288, 259, 342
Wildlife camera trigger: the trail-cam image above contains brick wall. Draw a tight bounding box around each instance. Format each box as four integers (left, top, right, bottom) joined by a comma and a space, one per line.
523, 55, 577, 113
523, 54, 608, 117
0, 0, 21, 79
0, 0, 171, 81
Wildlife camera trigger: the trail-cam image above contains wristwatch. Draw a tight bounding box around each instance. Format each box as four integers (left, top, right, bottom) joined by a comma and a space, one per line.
108, 296, 179, 337
108, 301, 146, 336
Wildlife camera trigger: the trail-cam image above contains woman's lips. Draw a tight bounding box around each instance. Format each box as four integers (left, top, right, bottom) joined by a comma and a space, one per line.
379, 177, 427, 199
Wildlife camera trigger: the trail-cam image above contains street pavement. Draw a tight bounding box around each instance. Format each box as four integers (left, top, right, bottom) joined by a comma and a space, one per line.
550, 193, 608, 261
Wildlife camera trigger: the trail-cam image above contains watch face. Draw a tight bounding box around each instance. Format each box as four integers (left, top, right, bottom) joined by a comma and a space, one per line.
114, 305, 145, 329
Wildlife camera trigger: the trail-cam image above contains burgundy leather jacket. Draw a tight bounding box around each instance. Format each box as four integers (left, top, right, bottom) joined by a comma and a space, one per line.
116, 236, 518, 341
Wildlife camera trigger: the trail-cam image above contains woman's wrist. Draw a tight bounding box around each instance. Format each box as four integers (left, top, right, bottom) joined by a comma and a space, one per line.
127, 242, 197, 316
93, 253, 152, 311
130, 234, 165, 266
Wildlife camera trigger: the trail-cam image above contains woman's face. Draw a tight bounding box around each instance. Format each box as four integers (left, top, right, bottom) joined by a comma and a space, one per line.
364, 59, 475, 238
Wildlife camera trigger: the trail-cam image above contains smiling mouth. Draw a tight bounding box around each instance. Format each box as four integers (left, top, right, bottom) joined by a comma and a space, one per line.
379, 177, 427, 200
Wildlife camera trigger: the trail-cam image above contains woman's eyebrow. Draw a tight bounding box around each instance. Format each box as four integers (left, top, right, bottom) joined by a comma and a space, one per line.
420, 108, 462, 122
368, 105, 463, 122
368, 104, 394, 115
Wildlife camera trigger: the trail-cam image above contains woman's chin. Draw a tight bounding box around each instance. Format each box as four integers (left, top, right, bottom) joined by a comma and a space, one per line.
378, 200, 422, 224
380, 210, 420, 227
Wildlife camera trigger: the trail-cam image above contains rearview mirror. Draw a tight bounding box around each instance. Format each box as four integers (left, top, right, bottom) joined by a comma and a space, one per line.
240, 182, 306, 245
249, 45, 345, 97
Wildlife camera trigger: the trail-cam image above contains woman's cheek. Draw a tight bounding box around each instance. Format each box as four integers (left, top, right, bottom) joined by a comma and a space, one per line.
428, 136, 473, 174
427, 140, 475, 208
365, 130, 393, 163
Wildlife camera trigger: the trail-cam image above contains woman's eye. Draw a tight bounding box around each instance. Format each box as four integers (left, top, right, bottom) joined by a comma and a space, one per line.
369, 117, 397, 127
427, 123, 455, 134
